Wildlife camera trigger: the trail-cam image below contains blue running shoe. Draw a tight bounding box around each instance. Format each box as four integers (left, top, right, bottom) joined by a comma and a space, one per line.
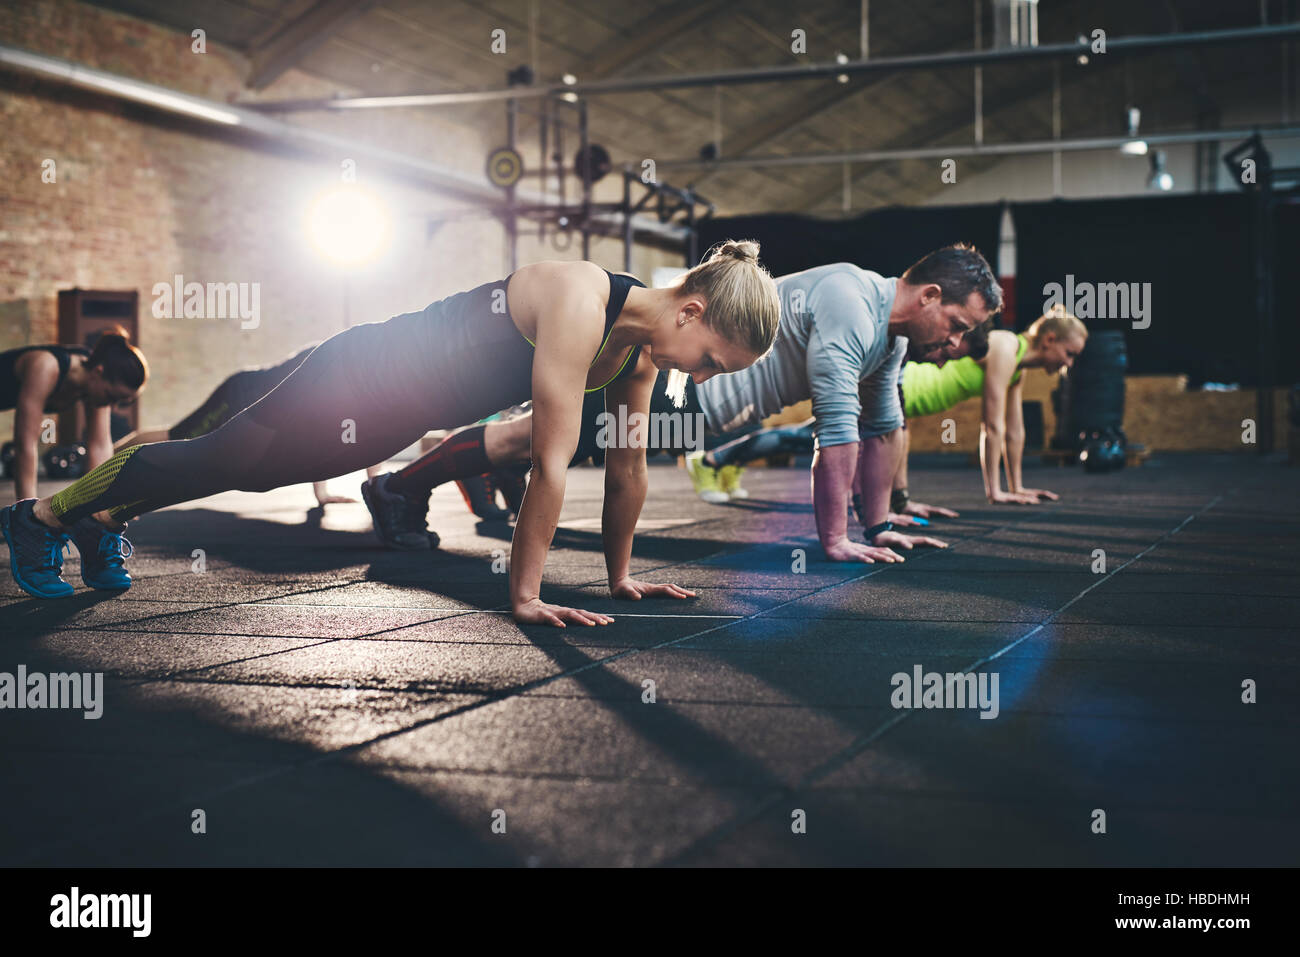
1, 499, 75, 598
69, 516, 134, 591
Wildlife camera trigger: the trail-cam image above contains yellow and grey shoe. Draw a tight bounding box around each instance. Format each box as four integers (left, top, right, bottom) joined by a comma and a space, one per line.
718, 464, 749, 499
685, 451, 729, 504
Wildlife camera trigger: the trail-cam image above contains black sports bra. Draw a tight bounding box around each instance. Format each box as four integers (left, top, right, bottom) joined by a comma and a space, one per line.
517, 270, 645, 393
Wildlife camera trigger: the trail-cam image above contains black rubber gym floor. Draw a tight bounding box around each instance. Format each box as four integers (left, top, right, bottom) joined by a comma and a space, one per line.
2, 453, 1297, 866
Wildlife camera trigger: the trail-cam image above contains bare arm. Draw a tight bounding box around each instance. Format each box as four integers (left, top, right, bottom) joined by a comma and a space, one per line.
1004, 376, 1060, 502
803, 300, 909, 563
601, 357, 652, 585
892, 426, 910, 494
857, 373, 910, 499
510, 262, 613, 627
815, 438, 908, 563
858, 373, 956, 522
601, 355, 696, 603
1003, 377, 1026, 493
855, 427, 946, 554
11, 353, 59, 500
83, 402, 114, 470
980, 333, 1033, 504
814, 440, 861, 547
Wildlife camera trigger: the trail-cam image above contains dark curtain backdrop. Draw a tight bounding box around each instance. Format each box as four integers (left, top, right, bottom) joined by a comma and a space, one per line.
1013, 193, 1297, 386
698, 195, 1295, 386
1273, 199, 1300, 385
694, 204, 1004, 283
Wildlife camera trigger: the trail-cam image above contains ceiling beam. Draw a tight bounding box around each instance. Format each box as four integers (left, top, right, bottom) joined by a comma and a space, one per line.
679, 4, 961, 198
236, 23, 1300, 110
586, 0, 734, 79
1159, 0, 1220, 117
798, 67, 1077, 211
247, 0, 381, 90
791, 0, 1123, 213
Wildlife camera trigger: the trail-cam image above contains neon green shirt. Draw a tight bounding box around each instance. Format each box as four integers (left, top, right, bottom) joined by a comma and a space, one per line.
902, 333, 1028, 418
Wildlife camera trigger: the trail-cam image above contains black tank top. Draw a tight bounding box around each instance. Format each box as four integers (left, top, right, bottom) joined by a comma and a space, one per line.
393, 268, 648, 433
514, 270, 645, 391
0, 345, 91, 412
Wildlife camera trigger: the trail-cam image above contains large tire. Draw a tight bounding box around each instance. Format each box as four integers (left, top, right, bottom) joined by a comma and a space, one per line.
1068, 330, 1127, 435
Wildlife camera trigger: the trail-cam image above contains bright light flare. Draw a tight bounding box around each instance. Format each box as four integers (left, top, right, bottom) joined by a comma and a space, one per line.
305, 186, 391, 266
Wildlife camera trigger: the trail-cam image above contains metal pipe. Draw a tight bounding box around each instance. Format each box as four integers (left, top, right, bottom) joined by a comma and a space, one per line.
686, 204, 697, 268
580, 98, 590, 260
507, 96, 518, 271
511, 101, 585, 131
529, 0, 539, 81
554, 106, 566, 214
0, 42, 497, 203
537, 96, 547, 239
712, 85, 722, 157
0, 43, 687, 246
1051, 60, 1062, 196
974, 0, 983, 147
1253, 176, 1276, 452
236, 23, 1300, 111
652, 124, 1300, 172
860, 0, 869, 60
623, 169, 633, 273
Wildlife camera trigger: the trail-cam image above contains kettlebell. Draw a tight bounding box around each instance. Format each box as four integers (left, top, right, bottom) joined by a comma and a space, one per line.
43, 444, 87, 479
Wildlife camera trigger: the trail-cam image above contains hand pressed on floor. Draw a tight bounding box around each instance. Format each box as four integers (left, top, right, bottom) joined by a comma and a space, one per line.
513, 597, 613, 628
611, 578, 697, 601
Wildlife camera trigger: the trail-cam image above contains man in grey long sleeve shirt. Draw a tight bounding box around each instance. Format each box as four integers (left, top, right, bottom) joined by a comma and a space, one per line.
697, 264, 901, 443
693, 245, 1001, 563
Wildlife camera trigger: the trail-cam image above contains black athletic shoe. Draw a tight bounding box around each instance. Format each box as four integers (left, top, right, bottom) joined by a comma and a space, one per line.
456, 474, 512, 521
494, 465, 529, 516
405, 488, 440, 549
361, 472, 436, 550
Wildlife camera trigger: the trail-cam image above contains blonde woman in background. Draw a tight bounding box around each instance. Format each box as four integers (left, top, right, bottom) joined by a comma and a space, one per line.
894, 307, 1089, 507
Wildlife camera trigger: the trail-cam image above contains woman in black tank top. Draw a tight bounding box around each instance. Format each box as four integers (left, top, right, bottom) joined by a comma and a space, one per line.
4, 250, 779, 626
1, 329, 148, 501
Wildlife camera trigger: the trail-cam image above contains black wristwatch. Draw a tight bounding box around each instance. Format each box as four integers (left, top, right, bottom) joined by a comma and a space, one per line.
865, 520, 894, 541
891, 487, 910, 514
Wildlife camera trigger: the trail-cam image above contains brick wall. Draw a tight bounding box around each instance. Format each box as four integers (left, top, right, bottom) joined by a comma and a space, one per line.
1, 0, 681, 442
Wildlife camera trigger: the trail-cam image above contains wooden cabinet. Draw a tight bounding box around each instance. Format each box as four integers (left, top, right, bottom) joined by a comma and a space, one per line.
56, 289, 140, 444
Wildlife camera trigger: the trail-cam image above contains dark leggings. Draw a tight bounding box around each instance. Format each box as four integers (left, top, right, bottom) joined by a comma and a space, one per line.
167, 348, 313, 441
166, 372, 247, 442
51, 321, 447, 525
706, 418, 815, 468
386, 423, 493, 497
